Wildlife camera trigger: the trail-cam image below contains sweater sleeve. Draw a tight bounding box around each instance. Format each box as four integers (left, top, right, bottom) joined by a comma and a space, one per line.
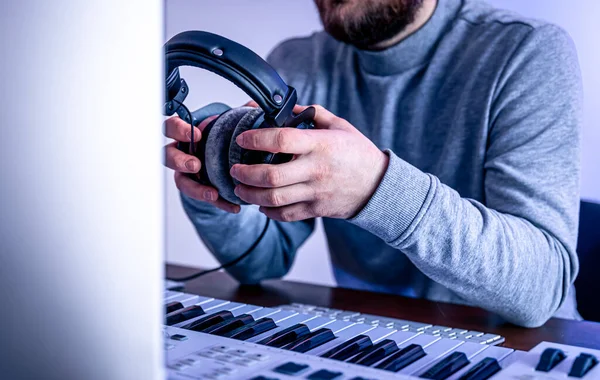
178, 43, 316, 283
181, 194, 314, 283
349, 25, 582, 327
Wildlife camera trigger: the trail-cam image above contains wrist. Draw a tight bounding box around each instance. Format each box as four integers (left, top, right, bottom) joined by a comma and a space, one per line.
348, 149, 390, 219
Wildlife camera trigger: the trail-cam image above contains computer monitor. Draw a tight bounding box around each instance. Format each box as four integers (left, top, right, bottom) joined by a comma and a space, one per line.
0, 1, 164, 378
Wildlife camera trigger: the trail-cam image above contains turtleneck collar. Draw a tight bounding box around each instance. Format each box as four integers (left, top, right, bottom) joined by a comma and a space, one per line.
355, 0, 462, 76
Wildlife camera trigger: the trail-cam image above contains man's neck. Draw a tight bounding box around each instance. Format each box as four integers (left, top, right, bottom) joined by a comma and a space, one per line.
368, 0, 438, 51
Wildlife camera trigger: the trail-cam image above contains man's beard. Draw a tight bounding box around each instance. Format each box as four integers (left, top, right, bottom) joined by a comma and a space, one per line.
315, 0, 425, 50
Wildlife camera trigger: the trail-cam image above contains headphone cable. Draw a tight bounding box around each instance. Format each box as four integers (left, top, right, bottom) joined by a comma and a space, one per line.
166, 217, 271, 282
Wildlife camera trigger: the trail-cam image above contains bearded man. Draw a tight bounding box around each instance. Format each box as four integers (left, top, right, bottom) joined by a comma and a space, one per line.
164, 0, 582, 327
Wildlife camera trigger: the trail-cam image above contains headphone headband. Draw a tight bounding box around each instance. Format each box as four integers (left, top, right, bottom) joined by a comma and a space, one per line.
164, 31, 296, 127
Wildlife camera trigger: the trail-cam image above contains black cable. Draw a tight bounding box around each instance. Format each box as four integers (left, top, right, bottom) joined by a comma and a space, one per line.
166, 218, 271, 282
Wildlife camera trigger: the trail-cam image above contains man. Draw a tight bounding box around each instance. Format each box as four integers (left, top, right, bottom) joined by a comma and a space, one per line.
164, 0, 582, 327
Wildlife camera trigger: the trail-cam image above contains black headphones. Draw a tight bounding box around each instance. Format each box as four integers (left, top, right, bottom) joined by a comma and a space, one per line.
164, 31, 315, 205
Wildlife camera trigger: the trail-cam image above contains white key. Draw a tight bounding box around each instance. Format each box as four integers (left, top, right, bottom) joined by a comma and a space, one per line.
446, 345, 514, 380
303, 316, 337, 331
199, 299, 230, 312
201, 302, 245, 315
228, 304, 263, 317
362, 326, 398, 342
398, 338, 464, 375
385, 330, 422, 346
248, 307, 284, 320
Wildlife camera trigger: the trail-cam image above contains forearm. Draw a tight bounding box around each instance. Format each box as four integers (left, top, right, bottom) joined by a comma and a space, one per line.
181, 194, 314, 283
350, 152, 578, 327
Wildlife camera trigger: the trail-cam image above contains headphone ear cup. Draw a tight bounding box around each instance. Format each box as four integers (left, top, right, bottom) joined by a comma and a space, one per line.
204, 107, 253, 205
229, 108, 265, 187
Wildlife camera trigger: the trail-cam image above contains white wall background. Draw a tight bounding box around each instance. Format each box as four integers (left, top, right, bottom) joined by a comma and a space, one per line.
165, 0, 600, 286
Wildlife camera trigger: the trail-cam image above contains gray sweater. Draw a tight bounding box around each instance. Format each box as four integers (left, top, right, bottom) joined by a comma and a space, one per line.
182, 0, 582, 327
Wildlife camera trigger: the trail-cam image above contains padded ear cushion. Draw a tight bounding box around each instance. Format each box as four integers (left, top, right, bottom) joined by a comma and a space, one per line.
229, 107, 265, 187
204, 107, 253, 205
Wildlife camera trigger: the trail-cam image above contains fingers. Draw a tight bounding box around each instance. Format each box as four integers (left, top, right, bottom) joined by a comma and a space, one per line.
164, 116, 202, 142
230, 159, 313, 188
164, 142, 201, 173
259, 203, 313, 222
293, 104, 354, 131
243, 100, 259, 108
236, 127, 316, 154
197, 114, 219, 132
174, 172, 240, 214
234, 183, 315, 207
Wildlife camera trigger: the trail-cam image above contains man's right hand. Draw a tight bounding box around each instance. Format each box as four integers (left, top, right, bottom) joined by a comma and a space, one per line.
163, 115, 241, 214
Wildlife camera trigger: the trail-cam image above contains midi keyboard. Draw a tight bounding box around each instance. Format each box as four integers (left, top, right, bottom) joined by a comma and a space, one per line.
164, 290, 600, 379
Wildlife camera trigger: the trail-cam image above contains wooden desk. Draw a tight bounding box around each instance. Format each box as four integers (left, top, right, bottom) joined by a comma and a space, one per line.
166, 264, 600, 351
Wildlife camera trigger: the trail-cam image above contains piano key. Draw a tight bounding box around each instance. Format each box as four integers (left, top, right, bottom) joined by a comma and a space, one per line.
165, 305, 205, 326
200, 302, 245, 315
376, 344, 427, 372
305, 323, 376, 356
455, 357, 501, 380
183, 310, 234, 332
221, 318, 277, 340
246, 313, 317, 343
420, 351, 470, 379
362, 326, 399, 343
321, 335, 373, 361
248, 308, 286, 321
397, 338, 464, 375
165, 301, 184, 314
347, 339, 399, 366
171, 300, 245, 328
302, 316, 337, 331
419, 341, 488, 376
201, 314, 254, 335
385, 330, 423, 346
199, 299, 231, 312
227, 304, 263, 317
281, 327, 336, 353
258, 324, 311, 348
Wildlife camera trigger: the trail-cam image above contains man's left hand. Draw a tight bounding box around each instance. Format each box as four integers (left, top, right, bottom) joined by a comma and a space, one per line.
230, 104, 389, 221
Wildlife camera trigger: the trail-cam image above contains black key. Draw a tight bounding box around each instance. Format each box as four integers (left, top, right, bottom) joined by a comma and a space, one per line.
182, 310, 233, 331
376, 344, 427, 372
165, 301, 184, 314
222, 318, 277, 340
165, 305, 204, 326
272, 362, 310, 376
347, 339, 399, 366
568, 353, 598, 378
281, 328, 336, 353
458, 357, 501, 380
535, 348, 566, 372
258, 324, 311, 348
307, 369, 343, 380
420, 351, 470, 379
321, 335, 373, 361
201, 313, 254, 335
